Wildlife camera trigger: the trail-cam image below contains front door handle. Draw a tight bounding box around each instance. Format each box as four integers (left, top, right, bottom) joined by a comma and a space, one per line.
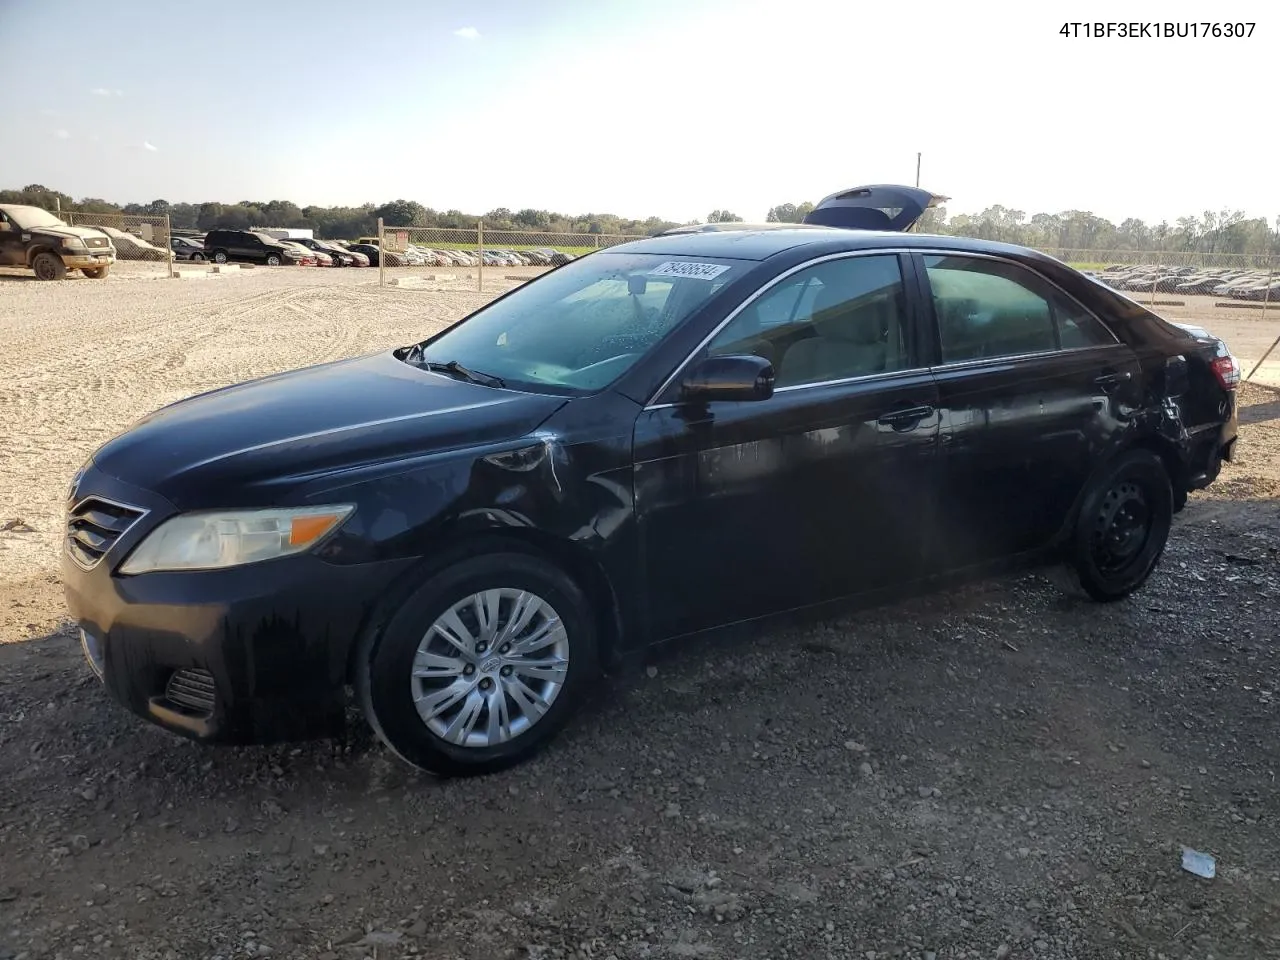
877, 404, 935, 430
1095, 369, 1132, 391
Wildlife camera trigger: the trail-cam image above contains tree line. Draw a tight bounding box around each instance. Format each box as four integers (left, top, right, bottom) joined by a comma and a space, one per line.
4, 183, 1278, 255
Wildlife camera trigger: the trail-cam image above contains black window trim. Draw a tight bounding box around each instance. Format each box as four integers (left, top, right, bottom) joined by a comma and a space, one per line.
644, 248, 929, 409
911, 250, 1122, 371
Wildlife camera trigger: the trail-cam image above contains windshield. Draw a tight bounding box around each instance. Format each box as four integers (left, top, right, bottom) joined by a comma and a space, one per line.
5, 206, 67, 230
411, 252, 741, 394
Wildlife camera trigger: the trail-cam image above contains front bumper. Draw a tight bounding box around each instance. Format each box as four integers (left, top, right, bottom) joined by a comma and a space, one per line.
61, 466, 415, 745
62, 252, 116, 268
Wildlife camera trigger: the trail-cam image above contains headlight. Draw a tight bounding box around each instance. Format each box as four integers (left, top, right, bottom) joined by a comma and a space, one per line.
119, 505, 354, 575
62, 237, 87, 249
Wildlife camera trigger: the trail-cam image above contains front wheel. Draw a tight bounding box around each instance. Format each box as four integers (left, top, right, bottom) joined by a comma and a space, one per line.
191, 252, 206, 262
357, 551, 599, 777
1058, 449, 1173, 602
32, 252, 67, 281
82, 265, 110, 279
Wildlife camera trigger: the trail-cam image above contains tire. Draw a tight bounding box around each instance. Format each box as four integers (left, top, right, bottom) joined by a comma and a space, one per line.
265, 254, 281, 267
191, 253, 206, 262
1058, 449, 1173, 602
32, 252, 67, 281
212, 250, 228, 264
82, 265, 110, 279
357, 551, 599, 777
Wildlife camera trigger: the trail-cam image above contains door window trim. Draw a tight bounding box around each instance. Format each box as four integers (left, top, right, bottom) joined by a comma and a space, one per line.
644, 249, 928, 409
911, 249, 1122, 370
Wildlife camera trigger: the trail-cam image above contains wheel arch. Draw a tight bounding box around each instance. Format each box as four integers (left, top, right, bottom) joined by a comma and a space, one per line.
26, 244, 60, 267
1057, 432, 1188, 549
343, 529, 625, 686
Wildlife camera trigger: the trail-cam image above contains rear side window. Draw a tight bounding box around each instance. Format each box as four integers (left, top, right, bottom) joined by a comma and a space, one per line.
924, 255, 1115, 363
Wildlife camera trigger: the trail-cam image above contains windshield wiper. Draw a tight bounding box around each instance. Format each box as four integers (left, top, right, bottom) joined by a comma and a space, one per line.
420, 359, 505, 388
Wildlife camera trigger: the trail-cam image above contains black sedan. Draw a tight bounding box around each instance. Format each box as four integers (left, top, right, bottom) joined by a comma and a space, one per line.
61, 185, 1239, 776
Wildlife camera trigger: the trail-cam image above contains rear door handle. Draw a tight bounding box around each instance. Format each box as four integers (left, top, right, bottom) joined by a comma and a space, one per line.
877, 404, 935, 430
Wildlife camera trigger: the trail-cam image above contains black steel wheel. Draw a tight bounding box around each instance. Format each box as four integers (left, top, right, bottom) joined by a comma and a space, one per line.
32, 252, 67, 281
1059, 449, 1172, 602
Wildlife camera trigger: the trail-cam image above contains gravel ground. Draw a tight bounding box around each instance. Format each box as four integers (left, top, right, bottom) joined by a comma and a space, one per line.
2, 271, 1280, 960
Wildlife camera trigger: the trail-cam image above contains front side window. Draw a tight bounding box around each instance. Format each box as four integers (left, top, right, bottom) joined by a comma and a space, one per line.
706, 254, 910, 388
925, 255, 1115, 363
412, 252, 740, 394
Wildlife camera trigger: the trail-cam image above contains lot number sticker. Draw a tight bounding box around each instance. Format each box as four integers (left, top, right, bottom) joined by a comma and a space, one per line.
650, 261, 730, 281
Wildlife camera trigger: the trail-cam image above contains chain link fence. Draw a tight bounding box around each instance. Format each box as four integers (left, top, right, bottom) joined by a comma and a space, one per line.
60, 211, 174, 277
375, 220, 645, 290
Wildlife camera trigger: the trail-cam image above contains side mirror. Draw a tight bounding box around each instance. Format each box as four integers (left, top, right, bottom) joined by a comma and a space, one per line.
680, 354, 775, 403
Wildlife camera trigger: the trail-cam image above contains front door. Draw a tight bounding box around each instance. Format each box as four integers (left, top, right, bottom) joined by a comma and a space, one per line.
634, 252, 942, 641
0, 211, 23, 266
919, 252, 1144, 570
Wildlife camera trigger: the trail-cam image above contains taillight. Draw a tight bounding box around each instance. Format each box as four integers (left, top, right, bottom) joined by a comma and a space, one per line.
1210, 355, 1240, 391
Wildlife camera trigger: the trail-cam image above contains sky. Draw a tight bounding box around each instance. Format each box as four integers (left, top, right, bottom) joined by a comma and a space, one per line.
1, 0, 1275, 225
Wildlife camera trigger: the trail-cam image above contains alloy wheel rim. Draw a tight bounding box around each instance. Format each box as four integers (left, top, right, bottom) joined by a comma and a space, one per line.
1091, 480, 1151, 573
411, 588, 569, 748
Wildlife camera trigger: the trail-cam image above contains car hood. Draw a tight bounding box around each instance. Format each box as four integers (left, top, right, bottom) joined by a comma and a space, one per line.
29, 224, 112, 242
90, 351, 568, 509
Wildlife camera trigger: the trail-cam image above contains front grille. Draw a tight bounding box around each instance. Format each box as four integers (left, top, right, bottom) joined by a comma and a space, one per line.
166, 668, 217, 714
85, 237, 110, 249
66, 498, 145, 569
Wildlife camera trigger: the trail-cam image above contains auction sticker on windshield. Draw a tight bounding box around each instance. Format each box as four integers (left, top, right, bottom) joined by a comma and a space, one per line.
649, 261, 730, 281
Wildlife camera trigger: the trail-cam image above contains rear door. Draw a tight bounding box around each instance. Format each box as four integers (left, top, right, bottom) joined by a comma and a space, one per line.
634, 251, 942, 640
917, 252, 1143, 570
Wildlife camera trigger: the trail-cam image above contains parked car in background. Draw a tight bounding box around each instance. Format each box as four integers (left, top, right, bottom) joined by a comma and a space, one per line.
0, 204, 115, 279
94, 226, 171, 262
170, 236, 207, 261
347, 243, 404, 267
334, 243, 369, 267
204, 229, 305, 266
355, 236, 380, 246
280, 241, 319, 266
284, 236, 359, 266
61, 183, 1238, 777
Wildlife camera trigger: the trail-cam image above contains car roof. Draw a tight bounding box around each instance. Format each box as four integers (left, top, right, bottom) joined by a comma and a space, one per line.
601, 228, 1049, 263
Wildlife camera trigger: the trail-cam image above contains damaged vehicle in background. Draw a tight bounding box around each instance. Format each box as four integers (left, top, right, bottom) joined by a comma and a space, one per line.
0, 204, 116, 279
62, 184, 1238, 777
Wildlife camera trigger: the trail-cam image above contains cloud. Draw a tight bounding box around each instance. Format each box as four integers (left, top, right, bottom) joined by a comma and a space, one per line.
453, 26, 480, 39
90, 88, 124, 96
54, 129, 70, 140
40, 108, 59, 117
143, 141, 158, 152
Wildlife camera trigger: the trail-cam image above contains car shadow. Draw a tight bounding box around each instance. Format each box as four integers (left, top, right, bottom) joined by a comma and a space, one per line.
1239, 397, 1280, 425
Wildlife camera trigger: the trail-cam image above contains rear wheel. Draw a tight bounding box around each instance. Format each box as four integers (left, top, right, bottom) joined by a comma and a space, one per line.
265, 253, 281, 267
357, 551, 598, 777
212, 250, 228, 264
32, 252, 67, 281
82, 265, 110, 279
1058, 449, 1173, 602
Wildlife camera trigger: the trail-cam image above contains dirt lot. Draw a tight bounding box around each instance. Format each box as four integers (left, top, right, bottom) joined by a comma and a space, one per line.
2, 269, 1280, 960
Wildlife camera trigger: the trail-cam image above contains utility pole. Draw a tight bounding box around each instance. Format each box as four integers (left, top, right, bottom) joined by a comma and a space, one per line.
915, 153, 921, 188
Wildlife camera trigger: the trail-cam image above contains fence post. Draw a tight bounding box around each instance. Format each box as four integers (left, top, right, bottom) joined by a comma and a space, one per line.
477, 221, 484, 293
165, 214, 174, 279
1245, 266, 1277, 383
377, 217, 385, 287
